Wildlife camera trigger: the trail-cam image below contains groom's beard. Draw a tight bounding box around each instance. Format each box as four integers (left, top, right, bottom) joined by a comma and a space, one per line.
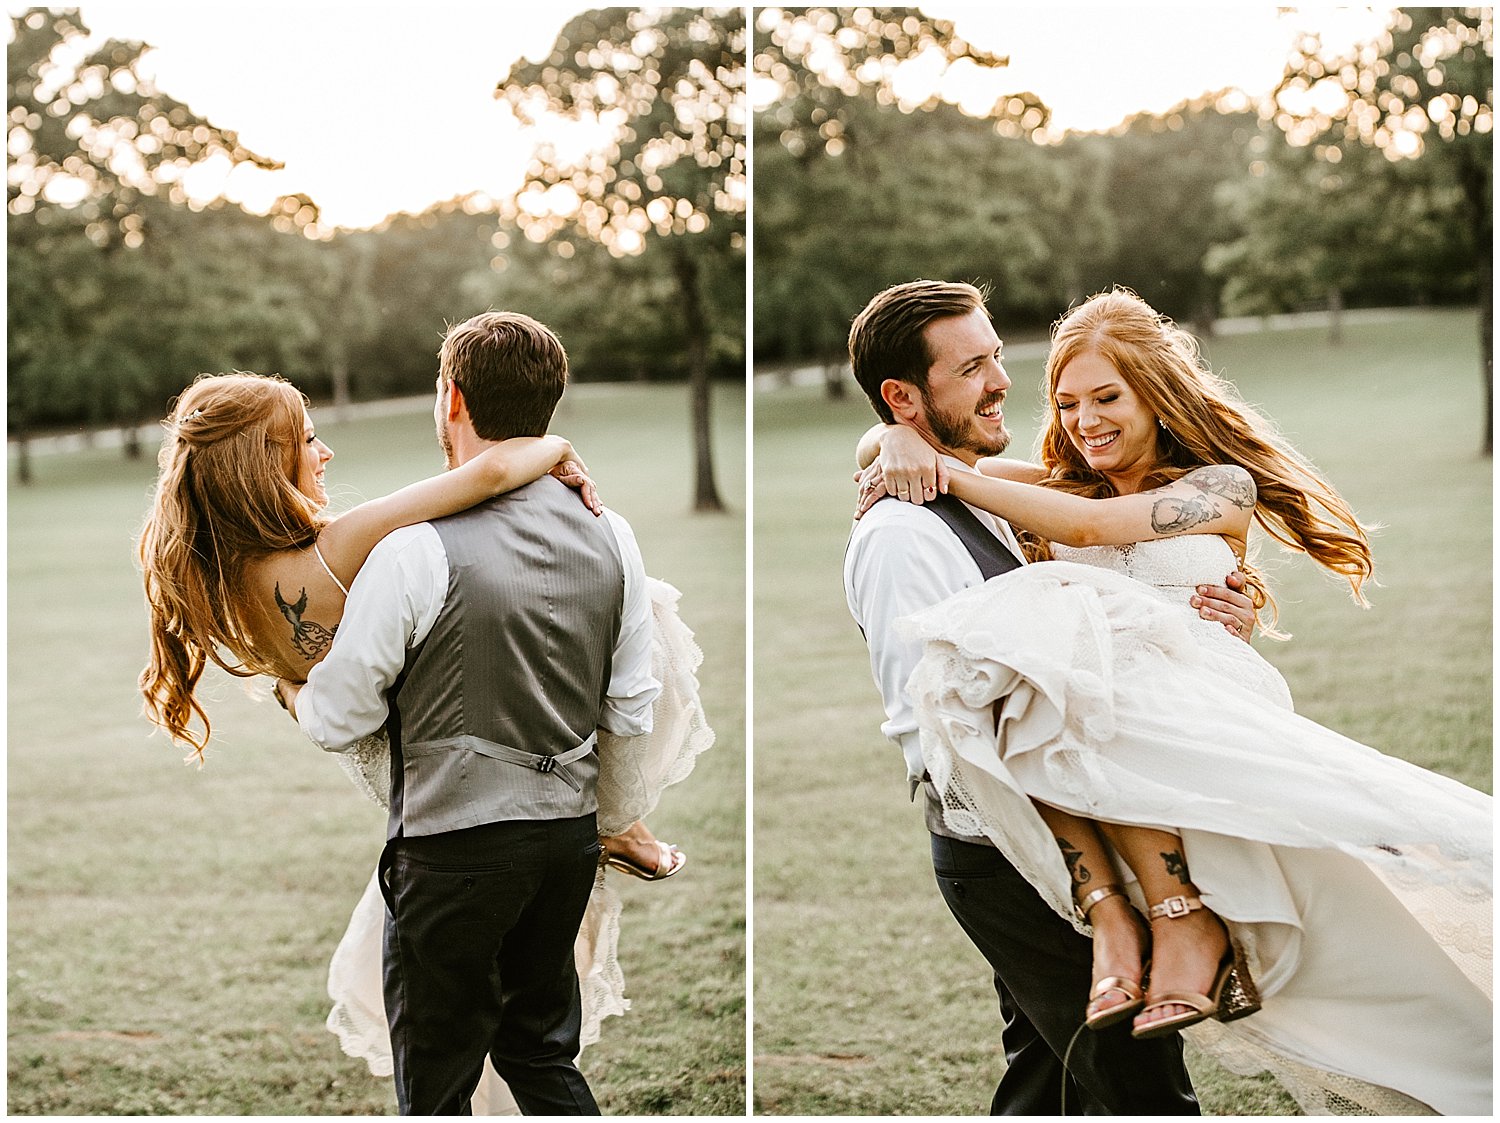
922, 389, 1012, 458
437, 416, 456, 469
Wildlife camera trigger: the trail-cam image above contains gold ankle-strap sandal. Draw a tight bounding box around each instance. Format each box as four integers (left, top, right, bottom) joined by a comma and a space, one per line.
1077, 885, 1147, 1032
1131, 894, 1261, 1040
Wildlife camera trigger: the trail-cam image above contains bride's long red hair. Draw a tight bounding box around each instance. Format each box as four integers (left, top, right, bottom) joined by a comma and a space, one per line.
137, 372, 328, 759
1027, 289, 1375, 635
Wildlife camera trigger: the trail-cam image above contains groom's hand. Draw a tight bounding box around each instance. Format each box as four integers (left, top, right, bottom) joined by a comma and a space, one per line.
1194, 570, 1257, 642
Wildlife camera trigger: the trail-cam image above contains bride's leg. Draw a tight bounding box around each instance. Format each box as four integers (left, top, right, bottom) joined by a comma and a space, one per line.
1096, 823, 1232, 1033
1031, 801, 1147, 1027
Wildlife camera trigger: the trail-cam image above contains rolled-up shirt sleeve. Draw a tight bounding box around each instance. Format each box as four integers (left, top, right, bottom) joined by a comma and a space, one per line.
599, 508, 660, 736
296, 524, 447, 751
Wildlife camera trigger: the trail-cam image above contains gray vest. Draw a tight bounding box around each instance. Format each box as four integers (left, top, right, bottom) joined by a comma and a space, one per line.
387, 477, 625, 838
917, 496, 1022, 844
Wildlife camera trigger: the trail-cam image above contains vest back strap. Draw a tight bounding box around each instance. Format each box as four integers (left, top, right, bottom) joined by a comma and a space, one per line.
403, 732, 599, 793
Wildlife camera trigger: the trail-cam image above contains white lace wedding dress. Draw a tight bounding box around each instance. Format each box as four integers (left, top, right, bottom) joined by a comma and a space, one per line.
899, 536, 1491, 1116
323, 577, 715, 1114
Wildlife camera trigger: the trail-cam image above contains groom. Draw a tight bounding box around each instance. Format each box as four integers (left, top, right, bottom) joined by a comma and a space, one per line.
280, 311, 658, 1114
843, 280, 1256, 1114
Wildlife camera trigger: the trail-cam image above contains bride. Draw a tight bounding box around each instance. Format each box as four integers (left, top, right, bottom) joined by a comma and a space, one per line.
855, 288, 1490, 1115
138, 371, 712, 1113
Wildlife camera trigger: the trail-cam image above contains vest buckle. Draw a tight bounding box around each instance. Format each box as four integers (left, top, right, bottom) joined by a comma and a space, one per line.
535, 755, 556, 773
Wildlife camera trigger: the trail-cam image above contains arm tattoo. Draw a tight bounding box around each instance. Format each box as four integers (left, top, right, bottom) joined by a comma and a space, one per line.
1056, 838, 1092, 886
1160, 849, 1191, 884
1151, 492, 1220, 533
274, 583, 337, 661
1184, 465, 1256, 510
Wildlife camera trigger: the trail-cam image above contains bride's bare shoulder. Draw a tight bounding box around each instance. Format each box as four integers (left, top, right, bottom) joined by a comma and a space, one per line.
239, 547, 348, 674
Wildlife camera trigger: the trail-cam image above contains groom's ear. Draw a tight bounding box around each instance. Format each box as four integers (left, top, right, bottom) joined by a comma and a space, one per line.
445, 379, 468, 423
880, 379, 922, 424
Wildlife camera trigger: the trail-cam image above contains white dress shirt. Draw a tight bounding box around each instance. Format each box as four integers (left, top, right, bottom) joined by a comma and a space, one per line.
297, 508, 658, 751
844, 455, 1026, 780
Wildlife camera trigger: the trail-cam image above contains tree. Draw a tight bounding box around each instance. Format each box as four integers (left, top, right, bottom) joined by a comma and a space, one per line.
496, 8, 745, 512
752, 7, 1083, 388
1206, 135, 1468, 342
313, 230, 379, 419
754, 6, 1042, 156
7, 7, 279, 478
1066, 96, 1263, 333
1269, 8, 1493, 453
8, 7, 276, 237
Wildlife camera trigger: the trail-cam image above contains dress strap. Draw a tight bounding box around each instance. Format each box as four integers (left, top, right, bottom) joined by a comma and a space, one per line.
313, 541, 351, 598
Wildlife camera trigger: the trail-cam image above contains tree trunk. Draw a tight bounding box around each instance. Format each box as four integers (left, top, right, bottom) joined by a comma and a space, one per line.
1480, 258, 1492, 458
123, 423, 142, 460
14, 433, 32, 486
1457, 151, 1491, 458
823, 357, 846, 399
671, 249, 723, 512
330, 347, 352, 424
1327, 287, 1344, 346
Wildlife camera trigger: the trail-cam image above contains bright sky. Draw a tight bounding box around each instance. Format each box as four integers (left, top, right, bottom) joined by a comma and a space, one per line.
18, 3, 1397, 230
921, 4, 1396, 134
18, 2, 595, 230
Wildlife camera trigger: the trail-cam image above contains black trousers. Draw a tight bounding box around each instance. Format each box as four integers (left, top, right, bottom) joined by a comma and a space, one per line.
931, 833, 1201, 1116
381, 815, 603, 1116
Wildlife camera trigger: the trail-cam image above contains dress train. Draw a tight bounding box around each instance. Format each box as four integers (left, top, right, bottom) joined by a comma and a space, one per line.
899, 539, 1491, 1116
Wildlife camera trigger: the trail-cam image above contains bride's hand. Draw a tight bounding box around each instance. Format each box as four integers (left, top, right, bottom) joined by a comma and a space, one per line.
853, 454, 940, 518
878, 426, 947, 505
854, 462, 888, 518
550, 454, 603, 516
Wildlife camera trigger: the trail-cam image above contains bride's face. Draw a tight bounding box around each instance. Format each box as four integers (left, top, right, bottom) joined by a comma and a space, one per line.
295, 410, 334, 507
1054, 350, 1160, 485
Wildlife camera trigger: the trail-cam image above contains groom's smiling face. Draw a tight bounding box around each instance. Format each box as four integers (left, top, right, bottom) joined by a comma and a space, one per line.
912, 309, 1013, 463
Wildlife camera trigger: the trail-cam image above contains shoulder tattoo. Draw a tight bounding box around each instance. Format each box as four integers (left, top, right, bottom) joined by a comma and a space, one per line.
1183, 465, 1256, 509
274, 583, 338, 662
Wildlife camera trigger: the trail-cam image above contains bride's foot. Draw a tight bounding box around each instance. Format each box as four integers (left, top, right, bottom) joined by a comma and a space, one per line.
1079, 886, 1149, 1030
1133, 894, 1258, 1038
601, 820, 686, 882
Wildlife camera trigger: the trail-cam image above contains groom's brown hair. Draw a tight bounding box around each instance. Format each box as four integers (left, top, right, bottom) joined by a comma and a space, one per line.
848, 280, 991, 423
439, 311, 568, 440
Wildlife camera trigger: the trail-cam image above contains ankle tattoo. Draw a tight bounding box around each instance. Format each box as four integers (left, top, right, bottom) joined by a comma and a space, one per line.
1057, 837, 1092, 886
1160, 849, 1191, 884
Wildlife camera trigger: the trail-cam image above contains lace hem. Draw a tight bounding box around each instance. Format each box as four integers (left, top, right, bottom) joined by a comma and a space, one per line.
597, 578, 715, 836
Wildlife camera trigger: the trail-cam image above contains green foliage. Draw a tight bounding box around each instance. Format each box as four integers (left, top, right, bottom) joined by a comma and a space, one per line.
500, 7, 745, 258
1261, 7, 1493, 451
754, 6, 1046, 154
8, 387, 746, 1114
1067, 98, 1264, 326
7, 7, 745, 469
753, 309, 1489, 1114
752, 7, 1073, 366
7, 7, 276, 234
754, 7, 1491, 382
497, 7, 747, 511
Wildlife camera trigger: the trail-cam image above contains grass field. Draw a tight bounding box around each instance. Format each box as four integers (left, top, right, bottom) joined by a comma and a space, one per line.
751, 308, 1491, 1115
8, 383, 746, 1115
